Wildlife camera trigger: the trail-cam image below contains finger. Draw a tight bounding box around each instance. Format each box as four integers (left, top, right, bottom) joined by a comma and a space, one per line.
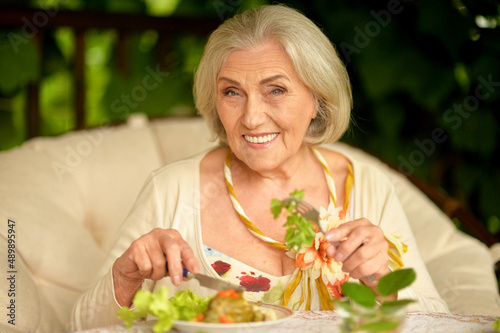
342, 245, 389, 283
145, 243, 169, 281
341, 229, 388, 269
326, 244, 337, 258
164, 241, 184, 286
180, 244, 200, 275
325, 218, 372, 249
127, 241, 154, 279
334, 226, 374, 262
349, 259, 390, 287
341, 242, 379, 274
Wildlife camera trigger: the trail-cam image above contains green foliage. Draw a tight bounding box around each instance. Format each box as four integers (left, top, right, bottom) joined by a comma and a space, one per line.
271, 189, 317, 251
340, 283, 377, 308
377, 268, 416, 297
0, 32, 38, 94
117, 287, 210, 333
335, 268, 416, 333
169, 289, 211, 321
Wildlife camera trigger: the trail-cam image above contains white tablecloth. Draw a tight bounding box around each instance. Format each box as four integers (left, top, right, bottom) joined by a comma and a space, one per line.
75, 311, 498, 333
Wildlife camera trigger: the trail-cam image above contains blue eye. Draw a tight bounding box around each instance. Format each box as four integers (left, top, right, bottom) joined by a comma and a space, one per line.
224, 90, 238, 96
271, 89, 283, 95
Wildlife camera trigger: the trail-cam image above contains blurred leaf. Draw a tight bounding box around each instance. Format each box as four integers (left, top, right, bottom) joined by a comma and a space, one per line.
105, 0, 145, 13
479, 171, 500, 221
333, 299, 354, 312
454, 63, 470, 92
39, 70, 74, 135
380, 300, 415, 315
145, 0, 181, 16
377, 268, 416, 297
471, 54, 500, 100
177, 35, 206, 74
85, 30, 115, 127
54, 28, 76, 61
341, 283, 376, 308
454, 163, 481, 197
488, 216, 500, 235
0, 32, 39, 94
416, 0, 472, 60
356, 35, 455, 109
0, 110, 18, 150
373, 101, 405, 140
31, 0, 84, 10
460, 0, 500, 16
358, 320, 400, 332
444, 109, 498, 156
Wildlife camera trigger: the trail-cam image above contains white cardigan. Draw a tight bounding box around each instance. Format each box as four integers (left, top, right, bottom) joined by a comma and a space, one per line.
71, 147, 449, 331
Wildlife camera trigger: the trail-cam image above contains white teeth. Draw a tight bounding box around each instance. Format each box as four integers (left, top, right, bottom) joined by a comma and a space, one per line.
244, 133, 277, 144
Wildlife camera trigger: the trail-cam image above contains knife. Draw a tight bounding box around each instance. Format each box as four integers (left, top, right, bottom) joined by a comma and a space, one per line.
166, 263, 245, 293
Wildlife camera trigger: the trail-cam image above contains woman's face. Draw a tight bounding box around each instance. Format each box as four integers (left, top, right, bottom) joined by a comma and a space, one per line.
216, 41, 317, 172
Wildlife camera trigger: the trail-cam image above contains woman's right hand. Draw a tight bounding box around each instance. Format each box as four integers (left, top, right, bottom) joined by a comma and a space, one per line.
112, 228, 200, 307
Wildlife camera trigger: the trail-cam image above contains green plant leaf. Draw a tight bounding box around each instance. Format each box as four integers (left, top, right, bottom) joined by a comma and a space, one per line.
380, 299, 414, 315
118, 287, 211, 332
358, 320, 400, 332
271, 191, 316, 251
341, 282, 376, 308
377, 269, 416, 297
270, 198, 284, 218
333, 299, 354, 312
290, 189, 305, 199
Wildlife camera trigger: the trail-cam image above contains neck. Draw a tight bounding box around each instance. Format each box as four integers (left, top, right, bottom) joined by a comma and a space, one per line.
229, 145, 317, 189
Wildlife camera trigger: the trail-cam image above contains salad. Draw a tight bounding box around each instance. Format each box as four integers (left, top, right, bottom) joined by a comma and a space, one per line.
117, 287, 276, 333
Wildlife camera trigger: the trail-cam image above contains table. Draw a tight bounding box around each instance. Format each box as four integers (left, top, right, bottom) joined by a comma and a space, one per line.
75, 311, 498, 332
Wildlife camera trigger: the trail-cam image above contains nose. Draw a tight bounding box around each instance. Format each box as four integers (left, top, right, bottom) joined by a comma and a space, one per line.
241, 94, 266, 129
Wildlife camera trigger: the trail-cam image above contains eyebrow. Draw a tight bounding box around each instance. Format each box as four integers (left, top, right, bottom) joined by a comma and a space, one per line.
217, 74, 289, 86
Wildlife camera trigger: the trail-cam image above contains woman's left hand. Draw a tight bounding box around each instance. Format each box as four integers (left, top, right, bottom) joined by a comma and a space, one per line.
325, 218, 391, 286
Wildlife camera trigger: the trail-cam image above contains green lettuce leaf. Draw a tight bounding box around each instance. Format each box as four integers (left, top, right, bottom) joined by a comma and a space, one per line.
117, 287, 211, 333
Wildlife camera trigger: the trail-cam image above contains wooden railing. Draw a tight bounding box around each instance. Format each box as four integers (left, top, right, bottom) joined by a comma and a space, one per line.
0, 7, 219, 138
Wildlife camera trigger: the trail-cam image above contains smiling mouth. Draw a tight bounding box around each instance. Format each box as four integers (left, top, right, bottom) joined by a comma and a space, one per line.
243, 133, 278, 144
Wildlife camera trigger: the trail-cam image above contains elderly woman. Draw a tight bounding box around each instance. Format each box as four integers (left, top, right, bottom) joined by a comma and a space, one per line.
72, 4, 448, 330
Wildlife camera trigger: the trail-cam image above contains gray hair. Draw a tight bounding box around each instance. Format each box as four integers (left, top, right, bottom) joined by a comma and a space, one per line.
194, 4, 352, 145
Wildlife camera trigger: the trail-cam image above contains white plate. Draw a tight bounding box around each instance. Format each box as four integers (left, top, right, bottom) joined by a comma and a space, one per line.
172, 303, 294, 333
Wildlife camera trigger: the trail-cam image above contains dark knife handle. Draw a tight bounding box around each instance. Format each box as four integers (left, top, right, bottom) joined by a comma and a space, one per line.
165, 262, 190, 278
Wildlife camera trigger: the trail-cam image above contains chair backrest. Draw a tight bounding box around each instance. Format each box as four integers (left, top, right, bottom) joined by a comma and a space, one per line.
401, 171, 498, 247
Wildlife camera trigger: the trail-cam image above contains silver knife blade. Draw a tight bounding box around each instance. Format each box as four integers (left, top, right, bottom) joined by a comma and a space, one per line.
166, 262, 245, 292
188, 272, 245, 293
